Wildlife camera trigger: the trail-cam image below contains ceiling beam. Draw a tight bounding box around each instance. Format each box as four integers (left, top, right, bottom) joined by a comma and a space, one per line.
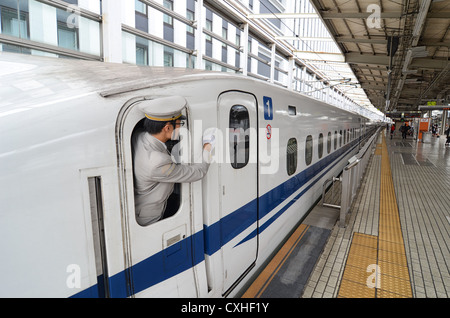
409, 58, 449, 69
345, 53, 390, 66
336, 37, 388, 45
356, 73, 388, 79
418, 40, 450, 47
427, 12, 450, 19
360, 84, 386, 91
321, 12, 402, 19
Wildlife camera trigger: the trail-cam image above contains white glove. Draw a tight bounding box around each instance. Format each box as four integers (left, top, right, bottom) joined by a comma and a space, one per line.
203, 127, 217, 151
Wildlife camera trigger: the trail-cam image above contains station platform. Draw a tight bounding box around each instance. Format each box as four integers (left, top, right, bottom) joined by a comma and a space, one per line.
243, 130, 450, 298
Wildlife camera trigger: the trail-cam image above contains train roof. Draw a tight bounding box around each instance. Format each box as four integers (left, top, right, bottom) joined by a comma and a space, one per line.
0, 53, 366, 121
0, 52, 241, 116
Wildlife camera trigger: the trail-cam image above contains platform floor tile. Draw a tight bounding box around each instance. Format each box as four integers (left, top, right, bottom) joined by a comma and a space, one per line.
303, 131, 450, 298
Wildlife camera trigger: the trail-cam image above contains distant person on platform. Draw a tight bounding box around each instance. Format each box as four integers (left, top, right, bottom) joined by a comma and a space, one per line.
132, 96, 216, 226
390, 123, 395, 139
400, 123, 409, 140
445, 125, 450, 146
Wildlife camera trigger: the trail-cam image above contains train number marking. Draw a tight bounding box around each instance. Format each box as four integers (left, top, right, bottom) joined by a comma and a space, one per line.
263, 96, 273, 120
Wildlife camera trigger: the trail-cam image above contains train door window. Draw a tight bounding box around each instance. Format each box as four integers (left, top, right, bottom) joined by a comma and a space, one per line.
334, 131, 338, 150
287, 138, 297, 176
229, 105, 250, 169
318, 133, 324, 159
339, 130, 343, 147
327, 132, 332, 154
131, 117, 182, 226
305, 135, 313, 166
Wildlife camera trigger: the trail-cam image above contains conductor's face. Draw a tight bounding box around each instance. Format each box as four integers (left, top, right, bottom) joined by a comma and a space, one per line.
166, 119, 183, 141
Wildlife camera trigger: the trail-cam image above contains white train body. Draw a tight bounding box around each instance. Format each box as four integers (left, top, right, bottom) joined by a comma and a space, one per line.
0, 53, 376, 297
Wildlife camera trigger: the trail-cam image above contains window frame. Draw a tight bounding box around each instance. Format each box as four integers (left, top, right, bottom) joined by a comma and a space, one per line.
229, 105, 250, 169
327, 131, 332, 154
305, 135, 313, 166
286, 138, 298, 176
318, 133, 324, 159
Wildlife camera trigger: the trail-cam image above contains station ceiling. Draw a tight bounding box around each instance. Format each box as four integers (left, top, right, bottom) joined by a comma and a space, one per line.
309, 0, 450, 112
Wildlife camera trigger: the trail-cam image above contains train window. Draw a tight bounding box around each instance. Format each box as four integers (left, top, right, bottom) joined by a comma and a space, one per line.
334, 131, 338, 150
229, 105, 250, 169
327, 132, 332, 154
287, 138, 297, 176
288, 106, 296, 116
318, 133, 324, 159
339, 130, 343, 147
305, 135, 313, 166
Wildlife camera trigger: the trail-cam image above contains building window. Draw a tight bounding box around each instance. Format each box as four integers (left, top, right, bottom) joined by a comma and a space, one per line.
229, 105, 250, 169
287, 138, 297, 176
135, 0, 147, 15
186, 9, 194, 34
163, 0, 173, 26
205, 18, 212, 42
305, 135, 313, 166
164, 48, 174, 67
57, 10, 79, 51
222, 26, 228, 48
0, 6, 29, 39
136, 43, 148, 65
135, 0, 148, 32
318, 133, 324, 159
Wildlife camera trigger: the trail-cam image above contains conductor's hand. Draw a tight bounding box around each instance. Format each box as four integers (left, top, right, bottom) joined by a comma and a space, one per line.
203, 143, 212, 152
203, 128, 216, 152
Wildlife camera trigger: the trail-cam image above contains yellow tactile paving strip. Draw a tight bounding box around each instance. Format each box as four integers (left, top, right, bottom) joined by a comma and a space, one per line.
338, 135, 412, 298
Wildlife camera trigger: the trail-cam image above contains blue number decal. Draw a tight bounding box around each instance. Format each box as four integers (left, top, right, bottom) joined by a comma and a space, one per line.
263, 96, 273, 120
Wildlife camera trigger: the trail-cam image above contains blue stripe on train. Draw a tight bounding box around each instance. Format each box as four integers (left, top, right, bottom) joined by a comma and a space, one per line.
72, 134, 367, 298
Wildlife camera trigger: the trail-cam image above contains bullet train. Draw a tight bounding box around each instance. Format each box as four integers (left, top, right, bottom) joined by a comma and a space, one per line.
0, 53, 379, 298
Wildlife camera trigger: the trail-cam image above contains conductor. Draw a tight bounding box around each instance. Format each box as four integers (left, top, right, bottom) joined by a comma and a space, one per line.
132, 96, 214, 226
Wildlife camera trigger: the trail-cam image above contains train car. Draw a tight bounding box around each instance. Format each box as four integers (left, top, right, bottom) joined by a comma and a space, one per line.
0, 53, 377, 297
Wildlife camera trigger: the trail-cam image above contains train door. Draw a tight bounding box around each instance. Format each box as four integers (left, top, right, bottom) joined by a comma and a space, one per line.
116, 96, 203, 297
217, 91, 258, 294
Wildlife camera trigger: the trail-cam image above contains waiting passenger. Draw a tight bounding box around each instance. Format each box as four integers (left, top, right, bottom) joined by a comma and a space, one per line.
445, 125, 450, 146
132, 96, 214, 226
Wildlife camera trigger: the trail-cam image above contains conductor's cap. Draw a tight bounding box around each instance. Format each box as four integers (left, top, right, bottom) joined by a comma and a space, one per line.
139, 96, 187, 122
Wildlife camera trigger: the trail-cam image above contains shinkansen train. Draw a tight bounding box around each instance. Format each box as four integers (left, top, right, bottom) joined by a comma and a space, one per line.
0, 53, 379, 298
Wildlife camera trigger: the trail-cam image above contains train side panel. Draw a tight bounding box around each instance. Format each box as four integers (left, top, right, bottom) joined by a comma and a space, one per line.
0, 93, 124, 297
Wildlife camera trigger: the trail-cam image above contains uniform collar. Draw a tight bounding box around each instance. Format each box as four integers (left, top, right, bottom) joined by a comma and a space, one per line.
145, 133, 168, 152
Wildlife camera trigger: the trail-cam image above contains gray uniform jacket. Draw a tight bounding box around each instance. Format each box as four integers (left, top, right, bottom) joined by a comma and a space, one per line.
132, 132, 209, 226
